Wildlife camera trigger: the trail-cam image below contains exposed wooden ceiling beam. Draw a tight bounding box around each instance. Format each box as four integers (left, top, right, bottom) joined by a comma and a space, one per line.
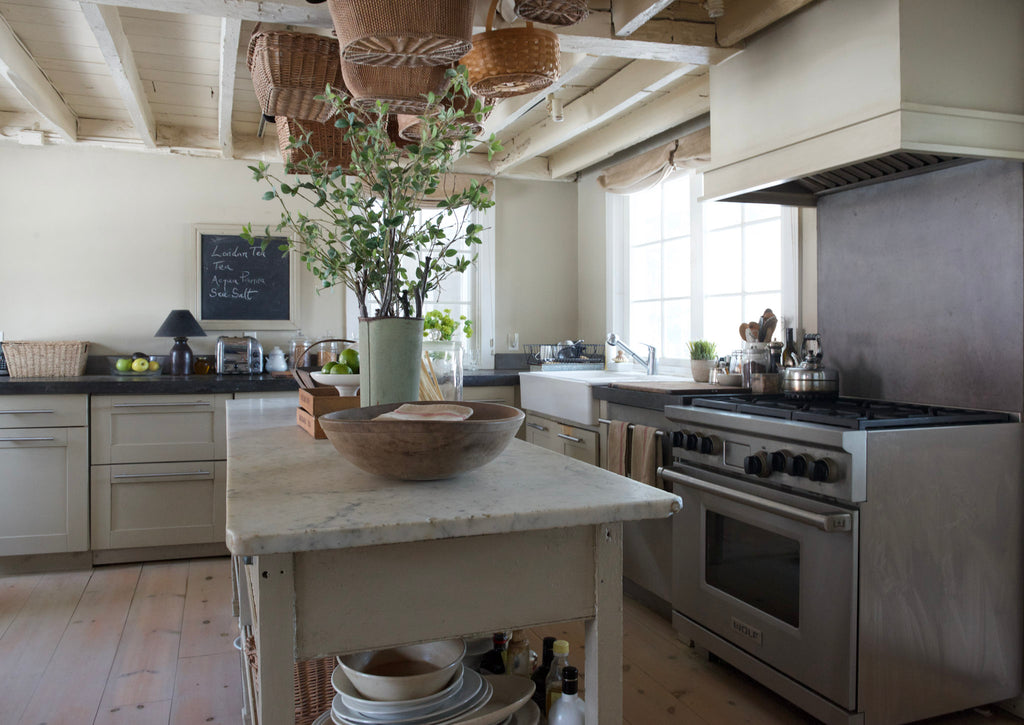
218, 16, 242, 159
493, 60, 696, 173
547, 73, 709, 178
612, 0, 677, 37
80, 2, 156, 148
0, 12, 76, 143
454, 152, 556, 181
715, 0, 818, 47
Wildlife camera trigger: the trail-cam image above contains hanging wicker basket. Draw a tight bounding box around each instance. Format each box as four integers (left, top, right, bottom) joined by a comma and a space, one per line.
327, 0, 475, 67
396, 89, 488, 142
276, 117, 352, 173
461, 0, 560, 99
515, 0, 589, 26
342, 61, 450, 115
247, 30, 343, 122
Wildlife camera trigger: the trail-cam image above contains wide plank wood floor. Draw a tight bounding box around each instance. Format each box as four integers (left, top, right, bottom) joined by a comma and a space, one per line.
0, 556, 1021, 725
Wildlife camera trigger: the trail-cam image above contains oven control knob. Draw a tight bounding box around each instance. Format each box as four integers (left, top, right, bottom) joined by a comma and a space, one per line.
769, 450, 790, 472
671, 431, 685, 448
809, 457, 839, 483
785, 453, 811, 477
699, 435, 722, 455
743, 452, 771, 477
684, 433, 700, 451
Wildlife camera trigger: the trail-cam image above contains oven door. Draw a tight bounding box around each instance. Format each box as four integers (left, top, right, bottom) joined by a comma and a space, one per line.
663, 464, 858, 710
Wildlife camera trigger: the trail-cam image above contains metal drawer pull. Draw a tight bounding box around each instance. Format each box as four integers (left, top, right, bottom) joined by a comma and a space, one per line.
112, 470, 212, 479
658, 467, 852, 533
526, 423, 547, 431
557, 433, 582, 443
112, 402, 212, 408
0, 436, 56, 442
1, 409, 56, 415
597, 419, 665, 438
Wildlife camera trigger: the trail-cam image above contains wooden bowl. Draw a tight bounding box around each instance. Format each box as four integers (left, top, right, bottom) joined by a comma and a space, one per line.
318, 401, 525, 480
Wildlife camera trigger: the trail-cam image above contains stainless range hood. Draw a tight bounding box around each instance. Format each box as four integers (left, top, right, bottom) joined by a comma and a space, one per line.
701, 0, 1024, 206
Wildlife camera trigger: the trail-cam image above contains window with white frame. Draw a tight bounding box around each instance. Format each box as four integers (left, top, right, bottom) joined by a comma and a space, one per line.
610, 171, 797, 370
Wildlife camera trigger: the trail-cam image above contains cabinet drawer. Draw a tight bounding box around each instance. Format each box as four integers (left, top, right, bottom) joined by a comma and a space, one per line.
0, 394, 87, 428
463, 386, 516, 406
90, 461, 226, 549
525, 413, 599, 465
91, 394, 229, 464
0, 427, 89, 555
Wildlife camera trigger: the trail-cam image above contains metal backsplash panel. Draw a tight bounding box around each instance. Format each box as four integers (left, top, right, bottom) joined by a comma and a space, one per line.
817, 159, 1024, 412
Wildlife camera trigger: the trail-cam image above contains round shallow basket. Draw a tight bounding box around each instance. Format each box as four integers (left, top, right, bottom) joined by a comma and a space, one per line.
515, 0, 589, 26
395, 90, 488, 141
319, 401, 524, 480
247, 31, 343, 122
462, 0, 560, 99
276, 118, 352, 173
328, 0, 474, 67
342, 61, 450, 115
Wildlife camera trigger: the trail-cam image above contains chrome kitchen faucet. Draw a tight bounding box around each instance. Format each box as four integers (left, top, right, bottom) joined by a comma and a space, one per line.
606, 333, 657, 374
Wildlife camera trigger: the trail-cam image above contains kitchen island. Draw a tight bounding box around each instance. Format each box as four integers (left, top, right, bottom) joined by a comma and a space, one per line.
226, 398, 681, 724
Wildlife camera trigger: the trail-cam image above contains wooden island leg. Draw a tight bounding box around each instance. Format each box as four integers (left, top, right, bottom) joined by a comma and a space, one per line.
585, 522, 624, 724
252, 553, 296, 725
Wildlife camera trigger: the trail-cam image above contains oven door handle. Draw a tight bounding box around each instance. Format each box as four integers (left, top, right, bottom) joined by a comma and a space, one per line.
658, 467, 853, 533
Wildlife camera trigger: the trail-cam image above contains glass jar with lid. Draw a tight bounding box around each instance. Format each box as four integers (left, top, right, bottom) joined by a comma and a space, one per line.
741, 342, 770, 387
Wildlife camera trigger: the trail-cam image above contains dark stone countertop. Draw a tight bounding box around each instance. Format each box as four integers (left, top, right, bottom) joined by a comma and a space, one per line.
593, 384, 750, 412
464, 369, 522, 387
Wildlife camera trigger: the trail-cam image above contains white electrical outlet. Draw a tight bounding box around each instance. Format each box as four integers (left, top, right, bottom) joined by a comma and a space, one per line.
508, 332, 519, 350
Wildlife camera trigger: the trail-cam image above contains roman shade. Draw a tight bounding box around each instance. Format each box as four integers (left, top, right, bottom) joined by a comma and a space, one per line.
597, 127, 711, 195
417, 174, 494, 208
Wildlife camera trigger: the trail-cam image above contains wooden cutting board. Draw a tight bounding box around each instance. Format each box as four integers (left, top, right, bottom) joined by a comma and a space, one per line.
608, 380, 747, 394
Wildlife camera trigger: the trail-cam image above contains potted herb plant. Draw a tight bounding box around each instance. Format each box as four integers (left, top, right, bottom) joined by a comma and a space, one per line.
244, 67, 500, 405
688, 340, 717, 383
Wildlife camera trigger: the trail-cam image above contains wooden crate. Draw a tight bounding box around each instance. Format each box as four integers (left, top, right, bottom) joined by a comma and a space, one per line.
297, 387, 359, 439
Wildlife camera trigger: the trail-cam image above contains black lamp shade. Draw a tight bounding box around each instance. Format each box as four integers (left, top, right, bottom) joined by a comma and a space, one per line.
155, 310, 207, 376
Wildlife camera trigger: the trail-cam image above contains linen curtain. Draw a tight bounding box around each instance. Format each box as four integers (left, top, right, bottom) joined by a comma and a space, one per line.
597, 126, 711, 194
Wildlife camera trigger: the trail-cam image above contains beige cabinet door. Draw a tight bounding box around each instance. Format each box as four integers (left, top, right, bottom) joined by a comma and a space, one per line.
90, 461, 227, 549
91, 394, 229, 464
462, 386, 517, 406
0, 427, 88, 555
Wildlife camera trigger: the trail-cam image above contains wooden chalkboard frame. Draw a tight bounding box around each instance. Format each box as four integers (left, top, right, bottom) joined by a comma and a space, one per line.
192, 224, 299, 330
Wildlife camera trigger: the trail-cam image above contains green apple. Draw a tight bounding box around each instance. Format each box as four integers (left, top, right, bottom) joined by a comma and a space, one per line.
131, 357, 150, 372
340, 347, 359, 372
332, 363, 353, 375
115, 357, 132, 372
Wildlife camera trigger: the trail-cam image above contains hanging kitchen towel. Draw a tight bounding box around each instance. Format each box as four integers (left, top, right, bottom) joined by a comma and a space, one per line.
607, 420, 630, 476
630, 424, 660, 486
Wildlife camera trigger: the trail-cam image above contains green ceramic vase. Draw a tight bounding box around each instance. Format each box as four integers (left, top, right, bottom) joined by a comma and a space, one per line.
358, 317, 424, 406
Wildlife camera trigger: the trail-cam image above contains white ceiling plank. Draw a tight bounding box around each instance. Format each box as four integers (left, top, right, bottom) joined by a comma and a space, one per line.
715, 0, 818, 47
0, 11, 76, 141
218, 16, 241, 158
493, 60, 696, 173
547, 73, 709, 178
612, 0, 676, 37
79, 2, 156, 147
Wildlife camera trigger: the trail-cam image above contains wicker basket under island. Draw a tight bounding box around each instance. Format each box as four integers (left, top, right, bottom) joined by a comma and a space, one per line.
1, 340, 89, 377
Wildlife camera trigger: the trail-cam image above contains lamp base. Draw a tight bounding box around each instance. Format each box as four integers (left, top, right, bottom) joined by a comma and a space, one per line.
168, 337, 193, 376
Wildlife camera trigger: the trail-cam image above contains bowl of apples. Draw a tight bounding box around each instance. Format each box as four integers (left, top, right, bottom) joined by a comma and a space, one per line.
108, 353, 162, 376
310, 347, 360, 395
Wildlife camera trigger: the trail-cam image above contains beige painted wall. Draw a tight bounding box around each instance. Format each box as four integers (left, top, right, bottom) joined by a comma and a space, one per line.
0, 144, 578, 360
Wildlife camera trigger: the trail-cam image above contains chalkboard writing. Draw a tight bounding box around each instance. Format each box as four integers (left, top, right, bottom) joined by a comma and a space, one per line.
197, 231, 292, 323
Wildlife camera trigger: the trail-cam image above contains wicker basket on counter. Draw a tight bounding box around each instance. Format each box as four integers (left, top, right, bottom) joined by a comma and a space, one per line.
2, 340, 89, 377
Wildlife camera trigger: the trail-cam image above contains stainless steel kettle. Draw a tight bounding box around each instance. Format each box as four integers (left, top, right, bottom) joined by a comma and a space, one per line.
781, 333, 839, 399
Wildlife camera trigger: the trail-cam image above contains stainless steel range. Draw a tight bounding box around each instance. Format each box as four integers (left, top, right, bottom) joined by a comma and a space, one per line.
659, 395, 1023, 725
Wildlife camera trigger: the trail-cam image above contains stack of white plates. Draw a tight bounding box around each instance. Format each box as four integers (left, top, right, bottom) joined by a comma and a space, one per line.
318, 666, 537, 725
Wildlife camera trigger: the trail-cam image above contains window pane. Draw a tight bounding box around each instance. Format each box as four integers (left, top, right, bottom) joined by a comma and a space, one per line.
744, 204, 781, 222
663, 236, 690, 298
662, 175, 690, 237
704, 227, 742, 295
705, 295, 742, 358
744, 220, 782, 293
630, 243, 661, 302
629, 188, 661, 245
663, 299, 690, 359
703, 200, 742, 231
630, 301, 661, 350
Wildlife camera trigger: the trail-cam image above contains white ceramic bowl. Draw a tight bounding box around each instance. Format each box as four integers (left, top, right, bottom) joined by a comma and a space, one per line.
338, 639, 466, 702
309, 371, 361, 396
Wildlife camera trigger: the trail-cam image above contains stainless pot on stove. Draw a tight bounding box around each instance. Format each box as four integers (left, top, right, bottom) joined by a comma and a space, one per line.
782, 333, 839, 399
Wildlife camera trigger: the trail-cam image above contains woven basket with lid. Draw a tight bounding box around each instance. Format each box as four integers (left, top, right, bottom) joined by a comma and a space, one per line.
247, 31, 343, 122
461, 0, 560, 98
328, 0, 475, 67
515, 0, 589, 26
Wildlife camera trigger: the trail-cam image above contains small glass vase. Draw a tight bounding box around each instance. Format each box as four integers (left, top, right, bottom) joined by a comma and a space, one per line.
421, 340, 464, 401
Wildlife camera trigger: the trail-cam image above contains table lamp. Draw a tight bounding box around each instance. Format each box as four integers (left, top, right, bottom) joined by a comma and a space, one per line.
155, 309, 207, 376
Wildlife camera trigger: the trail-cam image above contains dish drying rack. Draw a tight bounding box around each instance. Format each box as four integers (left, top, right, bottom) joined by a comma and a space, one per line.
524, 342, 605, 369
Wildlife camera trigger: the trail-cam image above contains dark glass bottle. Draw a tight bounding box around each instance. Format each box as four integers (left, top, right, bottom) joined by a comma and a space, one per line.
782, 327, 800, 368
530, 636, 557, 711
479, 632, 507, 675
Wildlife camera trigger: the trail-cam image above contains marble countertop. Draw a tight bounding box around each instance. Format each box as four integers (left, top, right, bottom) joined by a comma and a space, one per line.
224, 398, 681, 556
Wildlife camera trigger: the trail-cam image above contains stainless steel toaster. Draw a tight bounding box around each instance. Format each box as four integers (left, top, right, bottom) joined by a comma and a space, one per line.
216, 336, 263, 374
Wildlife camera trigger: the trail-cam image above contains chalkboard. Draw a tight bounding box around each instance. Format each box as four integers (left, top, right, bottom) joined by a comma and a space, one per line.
192, 225, 298, 329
